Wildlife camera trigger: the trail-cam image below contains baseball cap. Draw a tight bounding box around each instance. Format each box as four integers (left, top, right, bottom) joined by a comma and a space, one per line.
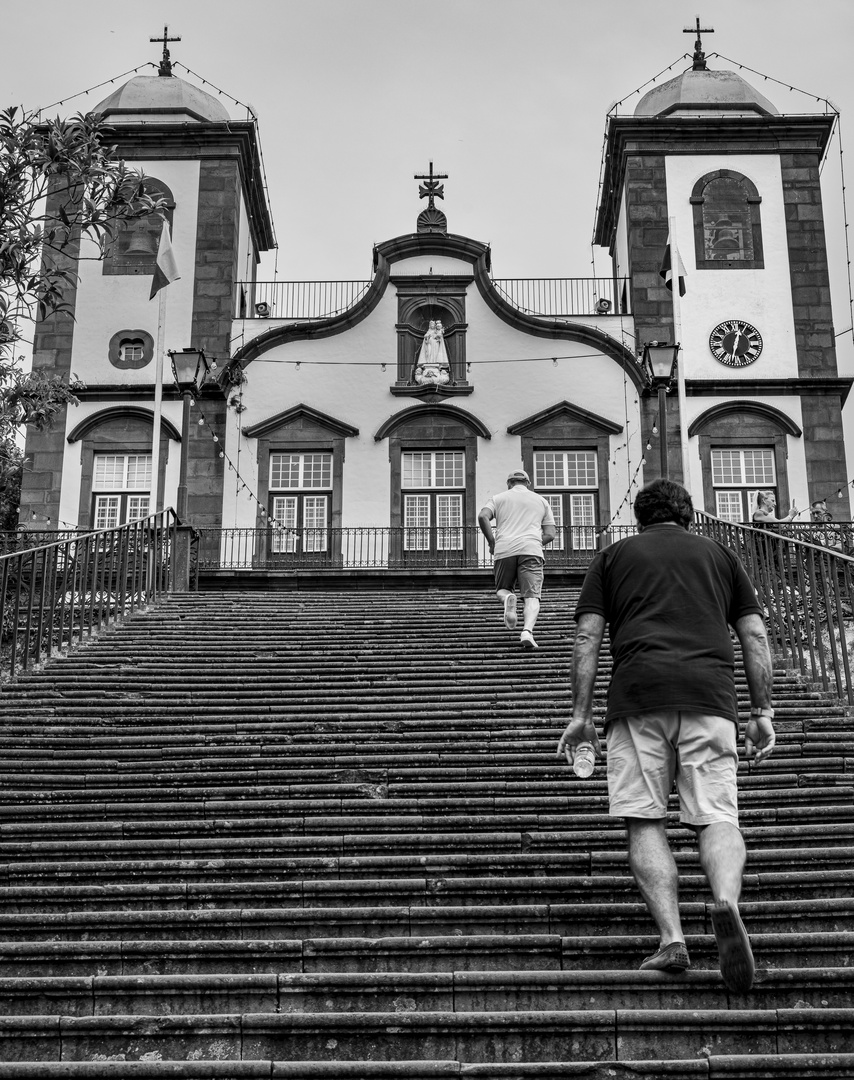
507, 470, 530, 483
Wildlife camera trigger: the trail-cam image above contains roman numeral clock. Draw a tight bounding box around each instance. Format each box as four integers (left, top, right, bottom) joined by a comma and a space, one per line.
709, 320, 763, 367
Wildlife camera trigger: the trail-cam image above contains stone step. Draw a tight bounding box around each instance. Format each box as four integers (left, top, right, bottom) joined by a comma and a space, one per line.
0, 1007, 850, 1063
2, 931, 851, 977
0, 965, 853, 1017
0, 896, 850, 943
4, 1054, 853, 1080
1, 868, 850, 912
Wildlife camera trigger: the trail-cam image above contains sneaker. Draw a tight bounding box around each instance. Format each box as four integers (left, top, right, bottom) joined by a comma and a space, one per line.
503, 595, 518, 630
639, 941, 691, 973
520, 630, 538, 650
710, 900, 755, 993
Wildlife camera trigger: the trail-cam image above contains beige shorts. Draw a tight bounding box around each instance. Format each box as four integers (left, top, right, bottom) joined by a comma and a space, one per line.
606, 711, 739, 828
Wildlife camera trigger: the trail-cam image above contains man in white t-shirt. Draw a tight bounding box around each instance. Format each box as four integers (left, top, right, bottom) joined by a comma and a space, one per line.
478, 470, 557, 649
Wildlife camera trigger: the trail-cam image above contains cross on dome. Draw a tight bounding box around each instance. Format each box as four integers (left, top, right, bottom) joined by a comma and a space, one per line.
415, 162, 448, 210
150, 25, 181, 77
683, 16, 714, 71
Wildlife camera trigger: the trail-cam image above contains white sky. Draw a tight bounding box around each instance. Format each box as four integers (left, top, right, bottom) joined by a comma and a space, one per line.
5, 0, 854, 490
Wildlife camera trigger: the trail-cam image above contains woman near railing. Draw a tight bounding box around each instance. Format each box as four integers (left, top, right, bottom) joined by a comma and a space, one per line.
752, 490, 797, 527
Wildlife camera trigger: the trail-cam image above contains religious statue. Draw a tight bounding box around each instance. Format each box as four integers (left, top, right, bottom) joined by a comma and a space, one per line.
413, 320, 451, 386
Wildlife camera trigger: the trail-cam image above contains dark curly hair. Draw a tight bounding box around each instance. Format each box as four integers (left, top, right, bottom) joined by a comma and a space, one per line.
634, 478, 694, 530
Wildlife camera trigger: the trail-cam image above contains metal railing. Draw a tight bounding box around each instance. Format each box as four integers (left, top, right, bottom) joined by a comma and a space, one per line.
197, 525, 604, 572
234, 281, 373, 321
490, 277, 631, 316
233, 277, 632, 320
695, 512, 854, 705
0, 511, 176, 685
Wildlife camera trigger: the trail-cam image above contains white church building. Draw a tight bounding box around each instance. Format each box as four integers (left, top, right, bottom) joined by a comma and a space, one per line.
21, 35, 851, 566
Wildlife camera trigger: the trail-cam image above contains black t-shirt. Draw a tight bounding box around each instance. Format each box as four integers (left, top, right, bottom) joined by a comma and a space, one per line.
575, 524, 763, 725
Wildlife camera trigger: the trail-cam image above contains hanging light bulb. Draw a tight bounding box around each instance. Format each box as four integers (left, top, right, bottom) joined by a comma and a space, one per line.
838, 488, 844, 498
641, 458, 647, 466
218, 451, 224, 459
213, 435, 219, 443
646, 441, 652, 451
198, 417, 205, 426
652, 423, 659, 436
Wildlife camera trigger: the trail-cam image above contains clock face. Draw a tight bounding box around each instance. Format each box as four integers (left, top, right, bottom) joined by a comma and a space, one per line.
709, 320, 763, 367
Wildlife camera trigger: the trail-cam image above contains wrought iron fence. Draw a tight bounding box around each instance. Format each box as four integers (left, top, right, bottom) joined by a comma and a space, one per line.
0, 511, 176, 685
234, 278, 632, 321
695, 512, 854, 705
196, 525, 604, 572
490, 277, 632, 316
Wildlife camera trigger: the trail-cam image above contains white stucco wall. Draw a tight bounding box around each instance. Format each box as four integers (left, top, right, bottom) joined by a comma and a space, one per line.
226, 265, 644, 532
664, 155, 797, 381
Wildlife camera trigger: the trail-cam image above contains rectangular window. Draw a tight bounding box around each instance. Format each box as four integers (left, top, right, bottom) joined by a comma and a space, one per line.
92, 453, 152, 528
569, 494, 596, 550
546, 494, 564, 551
402, 451, 464, 489
534, 450, 597, 489
270, 452, 332, 490
715, 491, 745, 523
435, 493, 463, 550
404, 494, 431, 550
711, 448, 774, 487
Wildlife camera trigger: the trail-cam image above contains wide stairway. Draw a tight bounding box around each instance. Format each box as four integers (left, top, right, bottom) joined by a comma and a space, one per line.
0, 587, 852, 1078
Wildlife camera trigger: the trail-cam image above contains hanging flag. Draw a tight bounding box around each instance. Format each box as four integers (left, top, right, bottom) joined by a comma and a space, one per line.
149, 220, 181, 300
659, 231, 687, 297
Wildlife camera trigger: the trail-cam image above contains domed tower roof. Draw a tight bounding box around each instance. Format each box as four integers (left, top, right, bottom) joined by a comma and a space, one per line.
94, 74, 231, 124
635, 67, 779, 119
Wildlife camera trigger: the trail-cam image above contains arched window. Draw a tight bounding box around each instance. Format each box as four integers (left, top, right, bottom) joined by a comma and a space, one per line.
103, 178, 175, 277
691, 170, 764, 270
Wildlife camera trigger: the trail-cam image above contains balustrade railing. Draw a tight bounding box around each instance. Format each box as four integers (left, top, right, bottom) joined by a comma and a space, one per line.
233, 278, 632, 320
695, 512, 854, 705
490, 277, 631, 316
0, 511, 176, 685
196, 525, 603, 572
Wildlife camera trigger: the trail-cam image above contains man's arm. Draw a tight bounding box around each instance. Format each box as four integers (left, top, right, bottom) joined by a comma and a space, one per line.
542, 523, 557, 547
557, 612, 606, 765
478, 507, 495, 554
734, 612, 776, 765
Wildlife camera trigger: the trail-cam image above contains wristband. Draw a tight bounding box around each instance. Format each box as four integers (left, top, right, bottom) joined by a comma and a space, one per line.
750, 707, 775, 719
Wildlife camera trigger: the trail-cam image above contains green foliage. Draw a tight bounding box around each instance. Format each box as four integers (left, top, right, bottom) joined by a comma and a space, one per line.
0, 105, 166, 524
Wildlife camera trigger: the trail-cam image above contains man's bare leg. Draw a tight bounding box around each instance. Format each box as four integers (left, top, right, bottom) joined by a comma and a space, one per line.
521, 596, 540, 633
697, 822, 746, 904
627, 818, 685, 945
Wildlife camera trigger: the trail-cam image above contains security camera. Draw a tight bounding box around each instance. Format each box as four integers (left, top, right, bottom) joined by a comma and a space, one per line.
595, 299, 612, 314
255, 301, 272, 318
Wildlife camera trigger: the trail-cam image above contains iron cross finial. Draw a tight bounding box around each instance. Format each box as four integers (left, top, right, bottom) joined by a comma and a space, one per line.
150, 25, 181, 77
683, 15, 714, 71
414, 161, 449, 210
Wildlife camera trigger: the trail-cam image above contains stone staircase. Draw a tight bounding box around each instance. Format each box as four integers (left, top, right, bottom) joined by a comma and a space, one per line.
0, 586, 852, 1078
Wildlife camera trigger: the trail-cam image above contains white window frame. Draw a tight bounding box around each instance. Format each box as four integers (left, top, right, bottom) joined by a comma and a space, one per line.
401, 451, 465, 552
92, 453, 152, 527
534, 450, 598, 490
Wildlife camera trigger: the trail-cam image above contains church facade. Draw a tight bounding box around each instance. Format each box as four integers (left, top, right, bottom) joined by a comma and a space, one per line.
20, 42, 851, 561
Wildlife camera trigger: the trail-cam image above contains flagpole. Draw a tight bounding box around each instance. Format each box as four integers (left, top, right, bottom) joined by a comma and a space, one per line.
669, 216, 691, 490
151, 288, 167, 512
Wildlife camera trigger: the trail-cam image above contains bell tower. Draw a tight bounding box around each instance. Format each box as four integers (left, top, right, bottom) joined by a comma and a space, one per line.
20, 36, 275, 531
594, 30, 851, 519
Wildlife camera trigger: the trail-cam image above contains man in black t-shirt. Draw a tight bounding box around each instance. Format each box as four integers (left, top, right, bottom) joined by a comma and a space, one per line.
557, 479, 776, 994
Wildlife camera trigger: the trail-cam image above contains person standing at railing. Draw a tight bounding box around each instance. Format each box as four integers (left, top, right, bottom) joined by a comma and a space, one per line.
752, 490, 797, 526
478, 470, 556, 650
556, 478, 776, 994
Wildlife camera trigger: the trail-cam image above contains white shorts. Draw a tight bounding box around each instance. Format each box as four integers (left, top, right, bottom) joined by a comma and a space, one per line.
606, 711, 739, 828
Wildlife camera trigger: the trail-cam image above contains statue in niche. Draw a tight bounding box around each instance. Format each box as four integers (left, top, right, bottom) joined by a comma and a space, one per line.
413, 320, 451, 386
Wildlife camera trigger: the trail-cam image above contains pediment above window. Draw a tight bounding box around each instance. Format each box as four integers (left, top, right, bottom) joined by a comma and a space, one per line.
507, 401, 623, 437
243, 404, 359, 440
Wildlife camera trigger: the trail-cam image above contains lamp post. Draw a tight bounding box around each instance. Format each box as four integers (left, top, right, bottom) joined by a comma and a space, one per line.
168, 347, 212, 521
641, 342, 680, 480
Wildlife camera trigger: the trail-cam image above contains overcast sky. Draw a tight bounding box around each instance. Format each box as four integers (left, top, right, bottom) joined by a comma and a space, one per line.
5, 0, 854, 486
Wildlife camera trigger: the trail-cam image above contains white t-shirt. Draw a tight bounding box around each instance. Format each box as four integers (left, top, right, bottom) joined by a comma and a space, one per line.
483, 485, 556, 559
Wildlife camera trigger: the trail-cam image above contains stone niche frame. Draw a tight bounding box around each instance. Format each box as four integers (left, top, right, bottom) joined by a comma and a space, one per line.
688, 401, 802, 517
102, 178, 176, 277
391, 276, 472, 398
243, 404, 359, 565
690, 169, 764, 271
68, 407, 181, 528
507, 401, 623, 534
108, 329, 155, 370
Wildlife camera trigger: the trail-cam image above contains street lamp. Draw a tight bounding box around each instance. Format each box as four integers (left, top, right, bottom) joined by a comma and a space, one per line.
168, 347, 212, 520
640, 342, 680, 480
